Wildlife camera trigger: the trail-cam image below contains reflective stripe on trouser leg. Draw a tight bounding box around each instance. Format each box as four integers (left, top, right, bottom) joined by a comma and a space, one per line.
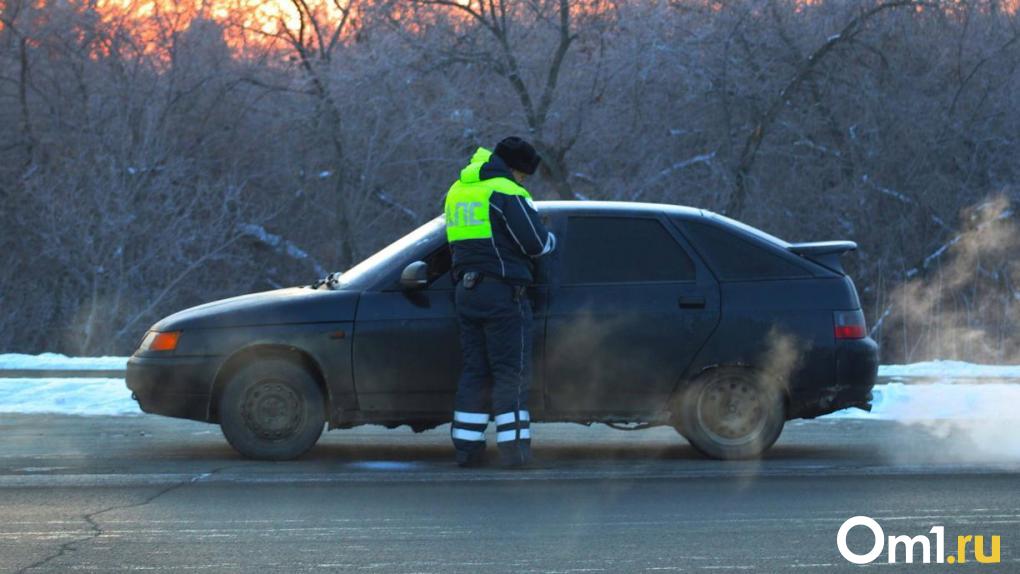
452, 411, 489, 443
495, 410, 531, 443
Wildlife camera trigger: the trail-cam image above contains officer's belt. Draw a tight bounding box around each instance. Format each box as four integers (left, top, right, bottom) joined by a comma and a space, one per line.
457, 271, 527, 289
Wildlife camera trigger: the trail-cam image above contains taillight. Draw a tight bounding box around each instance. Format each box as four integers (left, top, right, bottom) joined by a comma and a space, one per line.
834, 310, 867, 340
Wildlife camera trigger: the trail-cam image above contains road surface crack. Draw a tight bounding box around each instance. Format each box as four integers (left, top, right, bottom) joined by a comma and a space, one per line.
15, 466, 230, 573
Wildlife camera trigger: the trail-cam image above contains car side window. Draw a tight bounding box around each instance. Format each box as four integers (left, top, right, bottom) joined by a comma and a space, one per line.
679, 219, 810, 280
564, 216, 696, 284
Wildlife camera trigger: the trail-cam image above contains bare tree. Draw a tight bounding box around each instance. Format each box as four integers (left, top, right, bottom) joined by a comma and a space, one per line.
405, 0, 614, 199
261, 0, 360, 265
725, 0, 940, 218
3, 0, 1020, 360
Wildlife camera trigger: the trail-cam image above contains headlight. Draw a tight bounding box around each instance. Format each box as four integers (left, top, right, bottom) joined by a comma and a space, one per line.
139, 330, 181, 352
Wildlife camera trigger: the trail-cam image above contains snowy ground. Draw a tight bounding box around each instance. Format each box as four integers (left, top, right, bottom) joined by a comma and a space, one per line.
879, 359, 1020, 380
0, 352, 128, 371
1, 354, 1019, 420
0, 378, 136, 416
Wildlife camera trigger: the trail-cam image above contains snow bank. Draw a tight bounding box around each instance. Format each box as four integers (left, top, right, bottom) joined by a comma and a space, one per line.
0, 377, 1015, 421
0, 353, 128, 371
0, 378, 139, 416
827, 382, 1020, 420
880, 360, 1020, 380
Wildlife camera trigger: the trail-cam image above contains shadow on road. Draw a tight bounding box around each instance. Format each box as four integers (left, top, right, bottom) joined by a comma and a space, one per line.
0, 414, 914, 475
118, 440, 875, 467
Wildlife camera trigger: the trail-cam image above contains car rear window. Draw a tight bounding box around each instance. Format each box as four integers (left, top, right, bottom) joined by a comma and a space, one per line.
565, 216, 695, 284
679, 219, 810, 281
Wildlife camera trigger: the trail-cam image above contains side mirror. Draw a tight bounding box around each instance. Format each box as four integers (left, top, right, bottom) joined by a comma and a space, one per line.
400, 261, 429, 290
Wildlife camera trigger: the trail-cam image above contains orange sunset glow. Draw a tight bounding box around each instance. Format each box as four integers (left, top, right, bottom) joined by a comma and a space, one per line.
13, 0, 1000, 66
0, 0, 617, 60
0, 0, 358, 59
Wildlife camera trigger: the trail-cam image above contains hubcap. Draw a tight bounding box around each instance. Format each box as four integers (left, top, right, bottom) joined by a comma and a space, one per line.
240, 380, 304, 440
696, 378, 768, 446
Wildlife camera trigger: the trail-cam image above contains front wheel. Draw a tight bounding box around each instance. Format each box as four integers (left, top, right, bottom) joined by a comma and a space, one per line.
219, 358, 325, 461
676, 368, 785, 460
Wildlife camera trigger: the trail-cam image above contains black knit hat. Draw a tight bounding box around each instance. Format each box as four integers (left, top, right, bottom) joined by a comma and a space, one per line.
494, 137, 541, 175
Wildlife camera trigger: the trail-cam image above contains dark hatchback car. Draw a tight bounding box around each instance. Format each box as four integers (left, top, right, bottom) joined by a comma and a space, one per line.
127, 202, 878, 460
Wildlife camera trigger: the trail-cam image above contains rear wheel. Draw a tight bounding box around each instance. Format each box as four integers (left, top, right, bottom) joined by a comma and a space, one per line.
219, 358, 325, 460
676, 368, 785, 460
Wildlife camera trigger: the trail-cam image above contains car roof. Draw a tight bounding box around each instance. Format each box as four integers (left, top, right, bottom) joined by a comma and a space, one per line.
535, 200, 704, 219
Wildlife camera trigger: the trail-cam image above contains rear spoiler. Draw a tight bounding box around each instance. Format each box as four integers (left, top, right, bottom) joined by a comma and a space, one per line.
788, 241, 857, 274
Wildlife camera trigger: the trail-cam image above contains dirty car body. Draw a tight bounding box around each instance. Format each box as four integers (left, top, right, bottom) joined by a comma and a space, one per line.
127, 202, 878, 460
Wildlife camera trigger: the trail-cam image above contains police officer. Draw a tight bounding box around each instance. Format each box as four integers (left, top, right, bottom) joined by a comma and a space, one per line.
444, 137, 556, 468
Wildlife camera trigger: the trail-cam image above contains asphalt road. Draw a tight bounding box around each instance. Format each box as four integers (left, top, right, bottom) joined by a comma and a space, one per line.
1, 414, 1018, 573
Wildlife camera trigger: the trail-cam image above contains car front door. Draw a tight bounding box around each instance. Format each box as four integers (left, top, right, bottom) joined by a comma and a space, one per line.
352, 241, 460, 413
544, 214, 720, 414
352, 239, 550, 415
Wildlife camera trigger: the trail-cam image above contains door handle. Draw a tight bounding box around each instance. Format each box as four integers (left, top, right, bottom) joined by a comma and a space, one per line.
678, 296, 706, 309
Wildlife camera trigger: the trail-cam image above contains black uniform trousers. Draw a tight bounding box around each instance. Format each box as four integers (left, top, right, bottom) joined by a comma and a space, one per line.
451, 277, 533, 465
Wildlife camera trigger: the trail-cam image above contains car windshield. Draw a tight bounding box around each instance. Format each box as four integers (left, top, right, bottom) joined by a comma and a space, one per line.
333, 216, 444, 289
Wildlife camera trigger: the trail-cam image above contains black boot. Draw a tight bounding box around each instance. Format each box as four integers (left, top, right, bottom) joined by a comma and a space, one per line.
497, 441, 532, 468
456, 449, 488, 468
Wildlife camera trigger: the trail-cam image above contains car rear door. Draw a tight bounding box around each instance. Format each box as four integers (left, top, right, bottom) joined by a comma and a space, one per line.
543, 213, 720, 414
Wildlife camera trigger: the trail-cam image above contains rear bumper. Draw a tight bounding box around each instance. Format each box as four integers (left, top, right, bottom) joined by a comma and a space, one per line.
126, 355, 220, 422
788, 336, 879, 419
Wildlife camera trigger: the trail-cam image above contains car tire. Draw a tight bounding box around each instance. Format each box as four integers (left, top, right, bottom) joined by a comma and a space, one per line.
219, 358, 325, 461
676, 368, 785, 460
